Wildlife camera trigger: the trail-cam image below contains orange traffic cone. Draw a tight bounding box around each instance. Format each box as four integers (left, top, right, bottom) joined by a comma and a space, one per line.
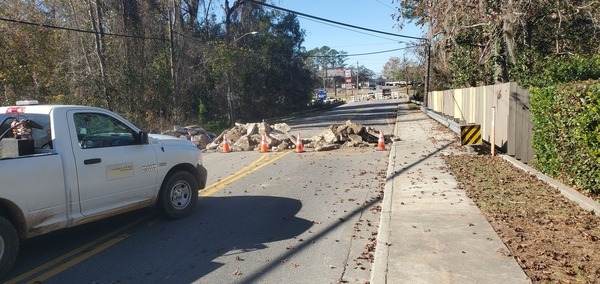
376, 131, 386, 151
222, 135, 231, 153
295, 132, 304, 153
260, 132, 269, 153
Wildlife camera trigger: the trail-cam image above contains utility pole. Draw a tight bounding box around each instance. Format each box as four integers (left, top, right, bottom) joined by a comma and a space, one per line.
168, 0, 178, 121
424, 40, 431, 107
323, 62, 326, 89
356, 61, 359, 89
423, 0, 432, 108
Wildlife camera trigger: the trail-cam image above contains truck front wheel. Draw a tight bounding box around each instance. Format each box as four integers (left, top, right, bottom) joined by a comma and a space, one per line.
0, 216, 19, 277
158, 171, 199, 219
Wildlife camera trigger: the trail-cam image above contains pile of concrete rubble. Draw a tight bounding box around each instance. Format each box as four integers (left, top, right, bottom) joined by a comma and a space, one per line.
162, 120, 395, 152
157, 125, 216, 149
309, 120, 394, 151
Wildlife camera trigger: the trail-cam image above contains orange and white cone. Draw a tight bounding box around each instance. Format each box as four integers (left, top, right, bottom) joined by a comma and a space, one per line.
260, 132, 269, 153
294, 132, 304, 153
376, 131, 386, 151
222, 135, 231, 153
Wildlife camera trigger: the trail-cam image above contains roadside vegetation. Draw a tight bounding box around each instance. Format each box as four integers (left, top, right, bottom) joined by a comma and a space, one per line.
0, 1, 317, 130
530, 79, 600, 194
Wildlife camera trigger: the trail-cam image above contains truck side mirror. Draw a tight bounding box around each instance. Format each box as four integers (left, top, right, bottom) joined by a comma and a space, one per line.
138, 132, 149, 144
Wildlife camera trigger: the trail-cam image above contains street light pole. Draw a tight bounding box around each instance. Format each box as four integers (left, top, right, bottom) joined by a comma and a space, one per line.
233, 31, 258, 43
227, 31, 258, 126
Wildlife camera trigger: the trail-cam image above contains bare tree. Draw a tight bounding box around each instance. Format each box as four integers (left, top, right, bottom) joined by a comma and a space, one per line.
393, 0, 600, 87
86, 0, 112, 109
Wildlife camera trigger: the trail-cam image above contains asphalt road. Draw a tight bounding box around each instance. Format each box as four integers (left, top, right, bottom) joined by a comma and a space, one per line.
4, 98, 401, 284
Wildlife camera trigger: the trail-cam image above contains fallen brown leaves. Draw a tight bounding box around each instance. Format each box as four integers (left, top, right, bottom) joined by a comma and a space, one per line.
444, 154, 600, 283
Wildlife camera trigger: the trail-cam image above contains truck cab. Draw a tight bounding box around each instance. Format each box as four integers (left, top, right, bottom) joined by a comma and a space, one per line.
0, 101, 207, 277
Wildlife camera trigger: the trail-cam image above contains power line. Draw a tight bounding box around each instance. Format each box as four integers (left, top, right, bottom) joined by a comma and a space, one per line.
374, 0, 396, 11
307, 47, 412, 58
0, 5, 423, 47
333, 42, 403, 48
0, 16, 223, 46
0, 4, 425, 72
244, 0, 426, 41
0, 17, 165, 41
295, 14, 400, 43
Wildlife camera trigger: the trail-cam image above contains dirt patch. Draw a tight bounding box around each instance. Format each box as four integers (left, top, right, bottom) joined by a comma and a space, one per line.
443, 152, 600, 283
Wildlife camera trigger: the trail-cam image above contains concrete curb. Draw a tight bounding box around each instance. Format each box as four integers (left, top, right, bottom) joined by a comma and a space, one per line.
500, 155, 600, 215
370, 105, 401, 284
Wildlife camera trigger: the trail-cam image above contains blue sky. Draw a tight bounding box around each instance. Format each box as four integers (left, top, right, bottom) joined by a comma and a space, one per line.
275, 0, 426, 75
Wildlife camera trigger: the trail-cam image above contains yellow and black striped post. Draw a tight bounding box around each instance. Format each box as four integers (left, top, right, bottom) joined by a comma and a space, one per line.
460, 124, 482, 145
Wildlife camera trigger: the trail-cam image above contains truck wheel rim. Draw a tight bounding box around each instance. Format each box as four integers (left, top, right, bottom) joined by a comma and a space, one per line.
170, 181, 192, 210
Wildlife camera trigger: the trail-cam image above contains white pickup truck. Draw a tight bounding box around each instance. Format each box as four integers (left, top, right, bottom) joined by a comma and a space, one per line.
0, 102, 207, 276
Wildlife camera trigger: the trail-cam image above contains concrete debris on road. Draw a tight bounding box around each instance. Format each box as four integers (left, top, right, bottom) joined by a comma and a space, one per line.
155, 125, 217, 150
310, 120, 395, 151
160, 120, 396, 152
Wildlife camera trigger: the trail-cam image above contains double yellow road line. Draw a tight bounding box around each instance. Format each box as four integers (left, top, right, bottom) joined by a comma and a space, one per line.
7, 151, 291, 283
200, 151, 290, 197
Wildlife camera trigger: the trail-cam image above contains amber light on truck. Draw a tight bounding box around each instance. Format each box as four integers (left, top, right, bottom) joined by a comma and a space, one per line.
6, 107, 25, 114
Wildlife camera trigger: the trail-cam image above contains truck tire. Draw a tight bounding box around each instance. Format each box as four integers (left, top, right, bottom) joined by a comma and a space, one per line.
158, 171, 198, 219
0, 216, 19, 278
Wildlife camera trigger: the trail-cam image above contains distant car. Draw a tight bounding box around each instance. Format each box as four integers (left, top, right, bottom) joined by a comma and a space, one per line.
369, 85, 376, 90
308, 99, 325, 106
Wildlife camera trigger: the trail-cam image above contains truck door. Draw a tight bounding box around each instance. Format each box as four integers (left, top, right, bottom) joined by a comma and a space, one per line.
67, 110, 159, 217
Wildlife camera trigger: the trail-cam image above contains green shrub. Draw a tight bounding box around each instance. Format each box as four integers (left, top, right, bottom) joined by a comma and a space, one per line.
530, 80, 600, 194
523, 55, 600, 88
203, 120, 231, 135
411, 85, 424, 102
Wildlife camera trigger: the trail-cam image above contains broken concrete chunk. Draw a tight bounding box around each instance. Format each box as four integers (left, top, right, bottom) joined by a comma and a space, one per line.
246, 123, 258, 136
315, 144, 341, 151
258, 121, 272, 134
273, 123, 291, 133
269, 129, 291, 142
348, 134, 363, 143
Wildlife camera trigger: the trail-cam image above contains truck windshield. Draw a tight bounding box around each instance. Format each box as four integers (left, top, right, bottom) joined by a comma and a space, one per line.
0, 114, 52, 149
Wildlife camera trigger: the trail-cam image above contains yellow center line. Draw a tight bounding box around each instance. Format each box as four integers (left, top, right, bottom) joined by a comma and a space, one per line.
199, 153, 269, 193
8, 151, 290, 283
6, 215, 154, 284
27, 234, 129, 283
200, 152, 291, 197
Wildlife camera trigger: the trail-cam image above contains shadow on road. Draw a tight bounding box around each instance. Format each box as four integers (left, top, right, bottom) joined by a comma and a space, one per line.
8, 196, 313, 283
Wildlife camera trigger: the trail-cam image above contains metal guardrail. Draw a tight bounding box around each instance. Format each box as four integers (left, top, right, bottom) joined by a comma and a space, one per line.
420, 106, 461, 135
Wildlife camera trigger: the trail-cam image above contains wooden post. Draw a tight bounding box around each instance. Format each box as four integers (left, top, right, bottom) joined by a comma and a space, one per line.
491, 107, 496, 156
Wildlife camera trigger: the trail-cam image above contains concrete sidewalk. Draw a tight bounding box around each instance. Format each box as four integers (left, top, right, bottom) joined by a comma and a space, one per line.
371, 103, 530, 283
